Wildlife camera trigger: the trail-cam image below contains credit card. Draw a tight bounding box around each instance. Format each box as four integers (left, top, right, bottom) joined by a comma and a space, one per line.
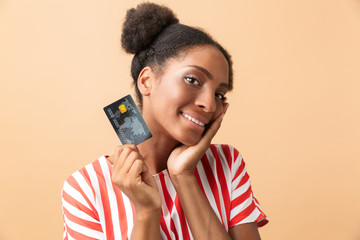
103, 94, 152, 145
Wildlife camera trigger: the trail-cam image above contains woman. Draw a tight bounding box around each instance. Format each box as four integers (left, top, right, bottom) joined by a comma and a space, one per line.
62, 3, 268, 239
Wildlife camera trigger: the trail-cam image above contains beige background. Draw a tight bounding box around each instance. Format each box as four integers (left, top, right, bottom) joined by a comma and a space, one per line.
1, 0, 359, 239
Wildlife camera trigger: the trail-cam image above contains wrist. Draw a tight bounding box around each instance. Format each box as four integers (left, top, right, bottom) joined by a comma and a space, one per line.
169, 171, 197, 188
131, 205, 161, 240
168, 167, 195, 178
135, 206, 161, 222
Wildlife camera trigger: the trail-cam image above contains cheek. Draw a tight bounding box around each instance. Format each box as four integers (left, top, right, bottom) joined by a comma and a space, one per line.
162, 81, 190, 105
152, 82, 183, 116
215, 102, 225, 117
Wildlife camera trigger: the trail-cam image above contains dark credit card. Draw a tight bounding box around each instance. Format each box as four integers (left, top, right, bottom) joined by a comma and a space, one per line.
103, 94, 152, 145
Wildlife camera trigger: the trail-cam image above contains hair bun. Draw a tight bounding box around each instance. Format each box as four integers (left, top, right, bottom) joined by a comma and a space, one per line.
121, 3, 179, 54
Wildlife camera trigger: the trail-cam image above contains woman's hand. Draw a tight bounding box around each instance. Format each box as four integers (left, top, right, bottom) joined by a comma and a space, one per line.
108, 145, 161, 213
167, 103, 229, 177
166, 103, 234, 240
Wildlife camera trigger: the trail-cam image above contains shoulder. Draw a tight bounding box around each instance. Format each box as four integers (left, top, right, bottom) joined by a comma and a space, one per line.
62, 155, 110, 195
204, 144, 244, 168
207, 144, 243, 159
196, 144, 245, 181
61, 156, 115, 229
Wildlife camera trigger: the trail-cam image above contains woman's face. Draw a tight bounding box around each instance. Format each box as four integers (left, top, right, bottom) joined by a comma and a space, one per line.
143, 45, 229, 146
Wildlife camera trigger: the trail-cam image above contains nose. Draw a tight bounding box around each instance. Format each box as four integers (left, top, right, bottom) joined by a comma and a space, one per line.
195, 89, 216, 113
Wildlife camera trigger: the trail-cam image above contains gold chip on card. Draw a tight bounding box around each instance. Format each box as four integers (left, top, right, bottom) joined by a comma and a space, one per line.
118, 104, 127, 113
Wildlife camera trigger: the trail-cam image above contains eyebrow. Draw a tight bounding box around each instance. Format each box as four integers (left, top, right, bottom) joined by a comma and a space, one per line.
186, 65, 229, 89
187, 65, 213, 79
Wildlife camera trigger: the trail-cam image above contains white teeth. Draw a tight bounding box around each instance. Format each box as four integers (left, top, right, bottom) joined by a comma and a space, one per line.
182, 113, 205, 127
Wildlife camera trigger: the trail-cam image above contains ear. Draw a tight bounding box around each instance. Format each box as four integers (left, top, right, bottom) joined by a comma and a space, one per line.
137, 66, 154, 96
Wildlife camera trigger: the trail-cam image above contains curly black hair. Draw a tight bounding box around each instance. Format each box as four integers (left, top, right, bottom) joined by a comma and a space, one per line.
121, 2, 233, 109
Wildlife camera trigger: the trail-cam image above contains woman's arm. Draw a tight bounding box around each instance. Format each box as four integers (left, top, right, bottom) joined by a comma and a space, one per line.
167, 103, 262, 239
229, 223, 261, 240
170, 172, 230, 239
167, 104, 230, 239
130, 208, 161, 240
171, 172, 261, 240
109, 145, 162, 240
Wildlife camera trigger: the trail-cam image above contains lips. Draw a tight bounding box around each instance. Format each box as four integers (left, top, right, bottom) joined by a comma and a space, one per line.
181, 112, 207, 127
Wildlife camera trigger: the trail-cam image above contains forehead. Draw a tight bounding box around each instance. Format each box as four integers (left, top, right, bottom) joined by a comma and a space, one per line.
163, 45, 229, 82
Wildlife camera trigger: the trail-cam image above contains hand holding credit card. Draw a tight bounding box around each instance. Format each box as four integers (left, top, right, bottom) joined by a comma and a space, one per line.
103, 94, 152, 145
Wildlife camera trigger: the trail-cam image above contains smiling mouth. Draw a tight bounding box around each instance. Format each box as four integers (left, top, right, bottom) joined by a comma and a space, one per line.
181, 113, 205, 127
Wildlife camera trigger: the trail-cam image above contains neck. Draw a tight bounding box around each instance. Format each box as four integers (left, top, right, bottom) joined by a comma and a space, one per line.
138, 101, 180, 174
137, 133, 179, 174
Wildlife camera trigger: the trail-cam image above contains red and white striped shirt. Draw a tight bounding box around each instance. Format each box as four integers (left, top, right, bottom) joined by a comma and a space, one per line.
62, 144, 268, 239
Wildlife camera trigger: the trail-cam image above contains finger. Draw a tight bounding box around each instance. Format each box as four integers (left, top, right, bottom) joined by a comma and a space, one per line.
108, 145, 124, 165
128, 159, 144, 180
199, 104, 230, 147
121, 151, 142, 174
223, 102, 230, 114
205, 113, 224, 138
109, 144, 138, 165
207, 102, 230, 135
113, 145, 138, 171
141, 163, 157, 188
122, 144, 138, 152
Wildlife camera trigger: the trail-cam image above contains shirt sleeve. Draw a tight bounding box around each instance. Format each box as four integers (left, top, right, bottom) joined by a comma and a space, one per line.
61, 170, 106, 240
228, 146, 269, 228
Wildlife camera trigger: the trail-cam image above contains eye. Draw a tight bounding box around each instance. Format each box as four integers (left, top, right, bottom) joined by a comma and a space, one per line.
215, 93, 227, 101
184, 76, 200, 86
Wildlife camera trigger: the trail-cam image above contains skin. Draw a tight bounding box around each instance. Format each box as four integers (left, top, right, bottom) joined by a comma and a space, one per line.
108, 45, 261, 239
